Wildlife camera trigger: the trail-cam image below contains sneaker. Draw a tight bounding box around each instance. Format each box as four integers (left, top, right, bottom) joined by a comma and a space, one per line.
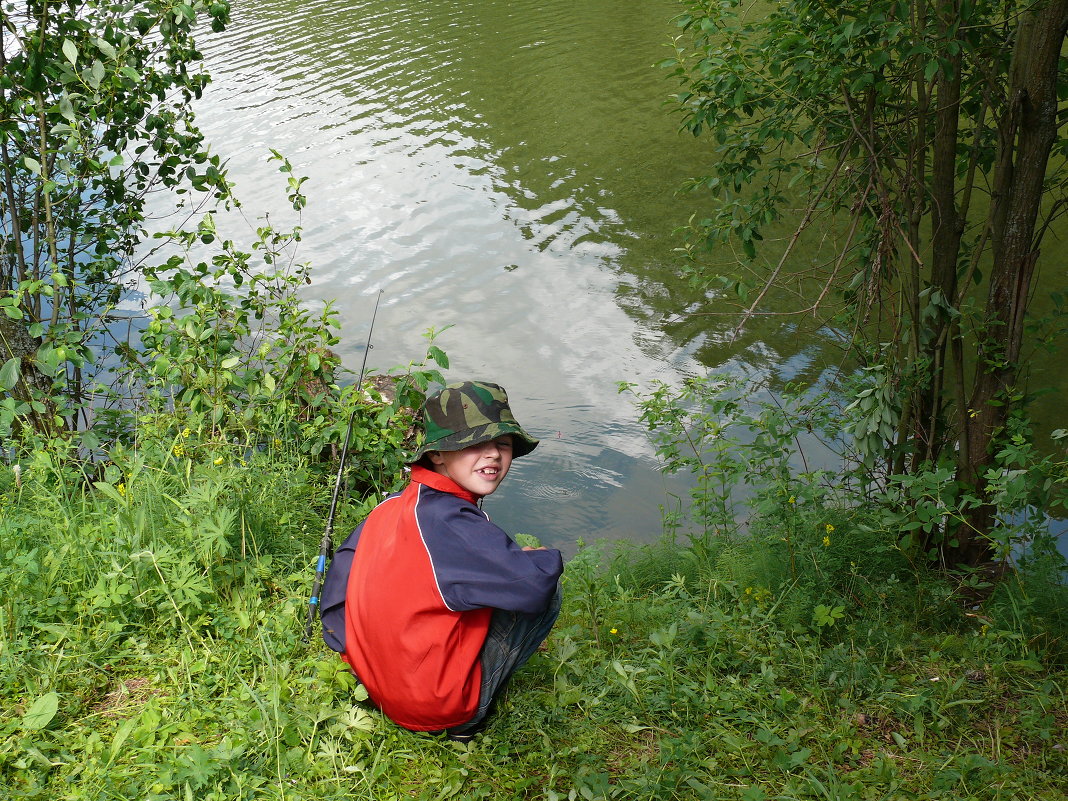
445, 730, 477, 743
422, 727, 480, 743
444, 716, 488, 741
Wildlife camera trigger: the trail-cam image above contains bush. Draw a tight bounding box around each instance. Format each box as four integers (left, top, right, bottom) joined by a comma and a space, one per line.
624, 374, 1068, 637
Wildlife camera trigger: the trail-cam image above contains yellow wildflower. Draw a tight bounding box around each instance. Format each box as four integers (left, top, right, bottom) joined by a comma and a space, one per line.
822, 536, 831, 547
825, 523, 835, 534
788, 495, 795, 504
172, 442, 185, 457
214, 457, 224, 465
117, 483, 127, 496
609, 628, 618, 635
181, 428, 191, 439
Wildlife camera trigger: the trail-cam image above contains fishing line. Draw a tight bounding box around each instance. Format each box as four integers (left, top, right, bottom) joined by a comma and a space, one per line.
303, 289, 383, 643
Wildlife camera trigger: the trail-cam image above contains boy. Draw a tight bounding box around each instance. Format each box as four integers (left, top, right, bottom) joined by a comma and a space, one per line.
320, 380, 563, 740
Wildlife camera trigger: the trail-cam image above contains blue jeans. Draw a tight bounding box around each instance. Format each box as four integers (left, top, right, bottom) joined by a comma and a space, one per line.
446, 586, 562, 736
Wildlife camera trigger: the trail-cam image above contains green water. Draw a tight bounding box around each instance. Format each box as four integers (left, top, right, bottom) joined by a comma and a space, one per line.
189, 0, 1063, 551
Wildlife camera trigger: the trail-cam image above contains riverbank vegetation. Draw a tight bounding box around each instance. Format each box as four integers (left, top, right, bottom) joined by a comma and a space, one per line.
2, 422, 1065, 799
2, 1, 1066, 799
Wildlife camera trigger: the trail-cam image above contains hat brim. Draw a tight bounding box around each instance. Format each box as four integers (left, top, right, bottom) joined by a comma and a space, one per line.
409, 422, 538, 463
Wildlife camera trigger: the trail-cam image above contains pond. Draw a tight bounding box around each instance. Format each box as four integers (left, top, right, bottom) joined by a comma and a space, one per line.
190, 0, 1062, 556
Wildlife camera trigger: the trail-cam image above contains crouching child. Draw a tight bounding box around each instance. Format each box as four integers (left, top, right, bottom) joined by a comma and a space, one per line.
320, 380, 563, 740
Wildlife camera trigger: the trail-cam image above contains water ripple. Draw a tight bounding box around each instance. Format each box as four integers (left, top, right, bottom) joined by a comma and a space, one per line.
191, 0, 716, 549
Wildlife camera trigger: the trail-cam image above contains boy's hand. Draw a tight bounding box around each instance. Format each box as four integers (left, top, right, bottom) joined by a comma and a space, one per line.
521, 546, 546, 551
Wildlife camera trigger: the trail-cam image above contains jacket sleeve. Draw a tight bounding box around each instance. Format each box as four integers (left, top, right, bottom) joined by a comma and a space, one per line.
319, 522, 364, 653
419, 498, 563, 614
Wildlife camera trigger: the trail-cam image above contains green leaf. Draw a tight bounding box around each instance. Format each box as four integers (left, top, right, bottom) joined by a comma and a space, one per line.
427, 345, 449, 369
34, 344, 62, 378
80, 429, 101, 452
514, 533, 542, 549
59, 94, 76, 121
62, 38, 78, 65
93, 481, 127, 504
95, 37, 117, 60
21, 692, 60, 730
89, 59, 106, 90
0, 357, 20, 391
22, 156, 42, 176
107, 716, 137, 764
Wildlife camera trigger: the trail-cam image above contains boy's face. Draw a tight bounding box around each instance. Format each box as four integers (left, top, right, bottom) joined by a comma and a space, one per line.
428, 435, 514, 497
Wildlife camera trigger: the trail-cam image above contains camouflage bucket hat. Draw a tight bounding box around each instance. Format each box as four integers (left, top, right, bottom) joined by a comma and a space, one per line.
409, 380, 539, 462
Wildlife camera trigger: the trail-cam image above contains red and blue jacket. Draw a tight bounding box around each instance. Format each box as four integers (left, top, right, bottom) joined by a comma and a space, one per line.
320, 465, 563, 730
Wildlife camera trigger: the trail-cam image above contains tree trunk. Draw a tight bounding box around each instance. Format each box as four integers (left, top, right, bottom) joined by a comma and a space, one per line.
920, 2, 965, 466
952, 0, 1068, 566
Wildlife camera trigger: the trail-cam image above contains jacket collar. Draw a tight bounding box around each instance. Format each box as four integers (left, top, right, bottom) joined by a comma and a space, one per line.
410, 464, 480, 504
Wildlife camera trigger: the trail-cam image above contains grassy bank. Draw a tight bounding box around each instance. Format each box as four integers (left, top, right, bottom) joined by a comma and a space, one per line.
1, 445, 1065, 801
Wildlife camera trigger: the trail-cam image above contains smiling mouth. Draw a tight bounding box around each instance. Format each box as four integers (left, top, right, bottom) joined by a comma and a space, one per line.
476, 467, 500, 478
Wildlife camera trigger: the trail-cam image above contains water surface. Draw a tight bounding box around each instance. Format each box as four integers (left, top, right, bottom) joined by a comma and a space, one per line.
193, 0, 1062, 554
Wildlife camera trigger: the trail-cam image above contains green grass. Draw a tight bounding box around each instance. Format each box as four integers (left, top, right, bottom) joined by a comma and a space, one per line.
1, 448, 1065, 801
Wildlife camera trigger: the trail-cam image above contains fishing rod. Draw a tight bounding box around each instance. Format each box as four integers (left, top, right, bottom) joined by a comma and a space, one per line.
303, 289, 383, 643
